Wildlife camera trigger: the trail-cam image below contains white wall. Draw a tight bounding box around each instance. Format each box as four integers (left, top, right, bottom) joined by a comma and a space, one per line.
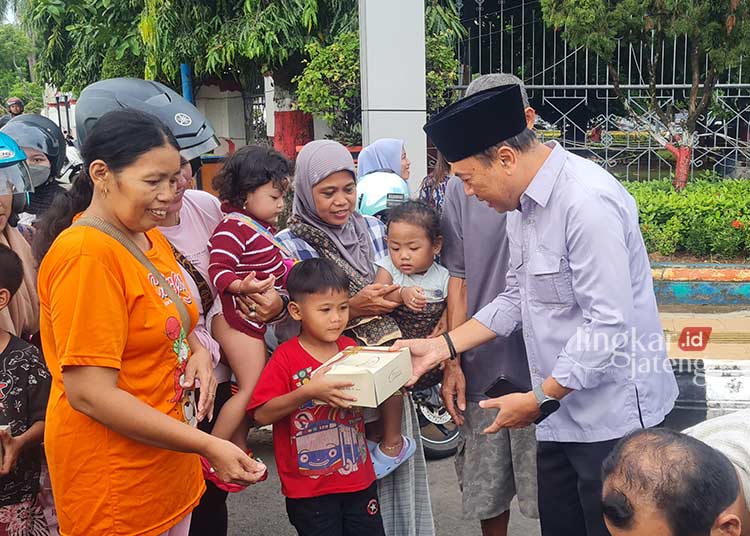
195, 84, 246, 154
359, 0, 427, 193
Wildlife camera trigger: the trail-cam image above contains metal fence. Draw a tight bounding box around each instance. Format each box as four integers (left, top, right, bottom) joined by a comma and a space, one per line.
454, 0, 750, 180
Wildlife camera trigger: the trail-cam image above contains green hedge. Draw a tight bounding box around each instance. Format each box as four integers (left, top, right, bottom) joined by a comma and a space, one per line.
623, 177, 750, 259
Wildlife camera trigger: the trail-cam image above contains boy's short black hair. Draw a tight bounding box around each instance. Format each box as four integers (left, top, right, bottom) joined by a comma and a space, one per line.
0, 244, 24, 298
212, 144, 292, 208
286, 258, 350, 302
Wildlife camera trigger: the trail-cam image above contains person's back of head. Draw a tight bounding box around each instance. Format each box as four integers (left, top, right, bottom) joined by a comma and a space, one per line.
465, 73, 530, 105
0, 243, 24, 321
602, 427, 742, 536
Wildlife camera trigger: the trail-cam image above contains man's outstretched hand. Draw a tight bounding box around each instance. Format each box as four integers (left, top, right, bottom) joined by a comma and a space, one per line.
392, 337, 449, 387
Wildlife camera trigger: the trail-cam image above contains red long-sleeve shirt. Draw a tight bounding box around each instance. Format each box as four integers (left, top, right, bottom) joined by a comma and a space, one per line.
208, 206, 287, 294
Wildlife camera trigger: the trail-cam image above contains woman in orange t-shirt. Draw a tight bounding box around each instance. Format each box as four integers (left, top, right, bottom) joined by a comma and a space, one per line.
34, 110, 267, 536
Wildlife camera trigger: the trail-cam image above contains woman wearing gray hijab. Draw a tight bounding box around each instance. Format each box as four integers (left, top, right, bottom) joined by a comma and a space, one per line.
275, 139, 436, 536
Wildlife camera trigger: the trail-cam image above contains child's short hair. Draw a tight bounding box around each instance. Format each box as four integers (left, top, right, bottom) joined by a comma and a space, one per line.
0, 244, 24, 298
287, 259, 350, 302
212, 145, 292, 208
387, 200, 441, 243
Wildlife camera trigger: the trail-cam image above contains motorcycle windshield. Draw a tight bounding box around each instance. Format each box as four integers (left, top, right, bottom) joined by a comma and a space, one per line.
0, 161, 33, 195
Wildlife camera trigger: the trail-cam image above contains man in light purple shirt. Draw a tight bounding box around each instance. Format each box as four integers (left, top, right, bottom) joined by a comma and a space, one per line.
397, 84, 678, 536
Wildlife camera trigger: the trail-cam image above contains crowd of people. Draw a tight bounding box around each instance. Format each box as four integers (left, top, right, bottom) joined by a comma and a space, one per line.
0, 72, 747, 536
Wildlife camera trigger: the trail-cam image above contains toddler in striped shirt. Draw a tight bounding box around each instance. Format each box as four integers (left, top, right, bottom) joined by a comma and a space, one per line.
208, 145, 294, 453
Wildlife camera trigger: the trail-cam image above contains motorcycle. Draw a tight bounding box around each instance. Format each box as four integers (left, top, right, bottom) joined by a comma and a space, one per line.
411, 384, 460, 459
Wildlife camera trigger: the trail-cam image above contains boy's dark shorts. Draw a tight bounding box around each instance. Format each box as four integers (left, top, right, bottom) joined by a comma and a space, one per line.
285, 482, 385, 536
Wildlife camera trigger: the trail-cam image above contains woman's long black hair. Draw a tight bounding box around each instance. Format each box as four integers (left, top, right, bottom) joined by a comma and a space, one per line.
33, 109, 179, 263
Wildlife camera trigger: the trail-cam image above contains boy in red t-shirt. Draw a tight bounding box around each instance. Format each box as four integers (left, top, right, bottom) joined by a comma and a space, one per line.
249, 258, 385, 536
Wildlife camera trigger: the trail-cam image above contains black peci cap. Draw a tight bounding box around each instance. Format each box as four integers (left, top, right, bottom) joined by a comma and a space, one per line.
423, 84, 527, 162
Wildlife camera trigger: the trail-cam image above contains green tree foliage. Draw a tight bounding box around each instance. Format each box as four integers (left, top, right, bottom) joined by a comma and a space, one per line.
424, 0, 466, 44
425, 32, 459, 114
26, 0, 144, 93
27, 0, 359, 92
0, 24, 43, 111
295, 30, 458, 145
26, 0, 463, 96
8, 79, 44, 112
294, 31, 361, 145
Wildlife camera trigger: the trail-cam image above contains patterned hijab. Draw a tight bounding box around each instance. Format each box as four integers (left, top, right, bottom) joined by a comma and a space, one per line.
357, 138, 404, 179
292, 140, 376, 281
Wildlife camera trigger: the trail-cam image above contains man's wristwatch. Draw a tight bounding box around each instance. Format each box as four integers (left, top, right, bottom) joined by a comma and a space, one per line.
532, 384, 561, 424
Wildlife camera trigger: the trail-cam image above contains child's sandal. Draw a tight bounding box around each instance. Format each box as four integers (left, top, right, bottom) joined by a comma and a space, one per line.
367, 435, 417, 480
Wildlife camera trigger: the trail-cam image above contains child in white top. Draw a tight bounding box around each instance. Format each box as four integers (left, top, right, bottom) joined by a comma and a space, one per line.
375, 200, 449, 332
368, 201, 449, 477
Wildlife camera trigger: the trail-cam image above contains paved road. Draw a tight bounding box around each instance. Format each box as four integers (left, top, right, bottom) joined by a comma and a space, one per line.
227, 429, 541, 536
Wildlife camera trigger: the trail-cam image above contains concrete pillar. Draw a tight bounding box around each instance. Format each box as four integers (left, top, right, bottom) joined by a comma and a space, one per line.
195, 84, 246, 154
264, 76, 275, 138
359, 0, 427, 193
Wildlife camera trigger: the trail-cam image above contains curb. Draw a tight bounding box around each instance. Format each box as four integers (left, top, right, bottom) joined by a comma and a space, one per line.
652, 262, 750, 306
667, 359, 750, 430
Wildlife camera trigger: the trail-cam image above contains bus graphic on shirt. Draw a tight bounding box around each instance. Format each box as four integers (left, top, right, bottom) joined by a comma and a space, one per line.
292, 405, 367, 478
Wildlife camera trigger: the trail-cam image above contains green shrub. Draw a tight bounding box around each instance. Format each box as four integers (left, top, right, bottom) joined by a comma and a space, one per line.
294, 31, 362, 146
425, 33, 459, 115
6, 80, 44, 113
295, 30, 458, 144
625, 177, 750, 259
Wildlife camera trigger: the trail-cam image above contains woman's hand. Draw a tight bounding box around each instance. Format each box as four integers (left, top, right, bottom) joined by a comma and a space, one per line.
0, 429, 21, 475
349, 284, 401, 317
237, 287, 285, 323
0, 421, 44, 476
203, 437, 268, 486
182, 343, 217, 423
401, 286, 427, 312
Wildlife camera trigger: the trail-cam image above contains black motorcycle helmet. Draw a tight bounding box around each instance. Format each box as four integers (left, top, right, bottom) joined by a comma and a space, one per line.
75, 78, 219, 160
1, 114, 67, 185
6, 97, 24, 114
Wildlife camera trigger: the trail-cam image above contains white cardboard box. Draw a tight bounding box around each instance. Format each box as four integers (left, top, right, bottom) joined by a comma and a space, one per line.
314, 346, 412, 407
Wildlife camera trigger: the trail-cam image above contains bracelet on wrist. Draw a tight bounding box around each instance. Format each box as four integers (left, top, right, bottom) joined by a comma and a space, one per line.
442, 332, 458, 360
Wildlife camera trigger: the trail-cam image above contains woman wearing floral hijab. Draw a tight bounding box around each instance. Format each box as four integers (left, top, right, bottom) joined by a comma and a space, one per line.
275, 140, 435, 536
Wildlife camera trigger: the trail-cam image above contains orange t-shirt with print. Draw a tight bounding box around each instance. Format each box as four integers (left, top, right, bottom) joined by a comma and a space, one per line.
38, 223, 205, 536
